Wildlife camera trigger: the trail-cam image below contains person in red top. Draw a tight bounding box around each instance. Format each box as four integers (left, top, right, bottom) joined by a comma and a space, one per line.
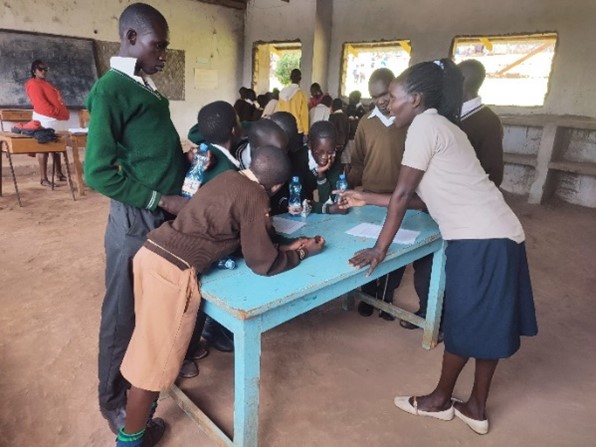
25, 59, 70, 187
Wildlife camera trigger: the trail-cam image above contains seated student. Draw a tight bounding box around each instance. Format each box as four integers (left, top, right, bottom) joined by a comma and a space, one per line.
299, 121, 347, 214
116, 146, 325, 447
235, 118, 289, 170
187, 100, 242, 185
267, 111, 307, 215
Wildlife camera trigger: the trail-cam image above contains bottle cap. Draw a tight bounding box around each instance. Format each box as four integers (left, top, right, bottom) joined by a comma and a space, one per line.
292, 176, 299, 182
339, 174, 346, 179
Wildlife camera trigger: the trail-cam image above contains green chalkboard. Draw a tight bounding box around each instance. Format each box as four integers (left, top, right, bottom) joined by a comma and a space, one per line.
0, 29, 98, 108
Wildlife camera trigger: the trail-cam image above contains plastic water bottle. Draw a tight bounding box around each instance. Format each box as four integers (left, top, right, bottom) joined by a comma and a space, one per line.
181, 143, 209, 198
335, 173, 348, 202
288, 176, 303, 215
217, 257, 237, 270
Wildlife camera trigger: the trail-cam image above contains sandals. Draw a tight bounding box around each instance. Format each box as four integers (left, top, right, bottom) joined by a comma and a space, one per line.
40, 179, 55, 188
56, 173, 67, 181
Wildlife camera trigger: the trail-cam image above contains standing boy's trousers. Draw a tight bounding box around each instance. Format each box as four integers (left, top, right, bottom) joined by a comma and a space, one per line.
97, 200, 166, 411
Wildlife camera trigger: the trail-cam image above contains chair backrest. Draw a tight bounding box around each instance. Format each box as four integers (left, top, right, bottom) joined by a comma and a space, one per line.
0, 109, 33, 131
79, 109, 90, 128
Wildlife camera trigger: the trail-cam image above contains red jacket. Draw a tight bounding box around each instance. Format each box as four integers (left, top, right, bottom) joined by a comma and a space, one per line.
25, 78, 69, 120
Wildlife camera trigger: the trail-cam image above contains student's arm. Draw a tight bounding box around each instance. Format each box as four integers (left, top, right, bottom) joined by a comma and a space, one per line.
240, 202, 300, 275
347, 120, 366, 187
313, 159, 347, 214
349, 167, 425, 275
84, 91, 164, 210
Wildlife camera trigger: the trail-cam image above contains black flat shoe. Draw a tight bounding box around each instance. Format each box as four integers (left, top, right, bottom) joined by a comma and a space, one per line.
357, 301, 374, 317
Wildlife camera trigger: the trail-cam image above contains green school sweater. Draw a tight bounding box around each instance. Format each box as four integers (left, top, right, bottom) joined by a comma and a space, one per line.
84, 69, 187, 210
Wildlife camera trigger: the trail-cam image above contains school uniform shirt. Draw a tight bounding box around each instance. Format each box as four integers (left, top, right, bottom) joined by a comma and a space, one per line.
347, 107, 406, 193
401, 108, 524, 243
309, 103, 330, 125
460, 97, 504, 187
201, 143, 241, 186
147, 170, 301, 275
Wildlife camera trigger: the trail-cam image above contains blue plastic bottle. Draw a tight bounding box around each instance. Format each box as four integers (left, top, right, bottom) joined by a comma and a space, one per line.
288, 176, 303, 215
335, 173, 348, 202
181, 143, 209, 198
217, 258, 237, 270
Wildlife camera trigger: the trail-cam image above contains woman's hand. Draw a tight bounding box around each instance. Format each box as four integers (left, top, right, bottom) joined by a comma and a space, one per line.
334, 189, 367, 209
349, 246, 386, 277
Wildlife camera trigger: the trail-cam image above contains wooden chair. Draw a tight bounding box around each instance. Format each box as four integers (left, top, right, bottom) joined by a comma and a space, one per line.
0, 109, 33, 131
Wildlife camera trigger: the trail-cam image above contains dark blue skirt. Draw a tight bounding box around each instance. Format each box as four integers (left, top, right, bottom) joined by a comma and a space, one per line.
443, 239, 538, 359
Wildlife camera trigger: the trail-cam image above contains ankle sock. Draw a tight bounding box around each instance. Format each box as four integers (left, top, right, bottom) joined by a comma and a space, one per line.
115, 427, 145, 447
147, 400, 158, 422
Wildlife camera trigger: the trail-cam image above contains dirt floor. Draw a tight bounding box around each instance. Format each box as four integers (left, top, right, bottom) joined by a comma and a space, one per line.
1, 170, 595, 447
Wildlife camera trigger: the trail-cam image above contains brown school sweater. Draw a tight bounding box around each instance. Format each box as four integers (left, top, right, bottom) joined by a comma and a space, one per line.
460, 106, 504, 187
146, 170, 300, 276
348, 112, 407, 193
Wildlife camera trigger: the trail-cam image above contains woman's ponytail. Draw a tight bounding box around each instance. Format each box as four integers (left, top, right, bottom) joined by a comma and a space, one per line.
437, 58, 463, 125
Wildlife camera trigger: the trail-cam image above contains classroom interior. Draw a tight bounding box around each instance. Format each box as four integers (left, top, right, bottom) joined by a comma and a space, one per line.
0, 0, 595, 446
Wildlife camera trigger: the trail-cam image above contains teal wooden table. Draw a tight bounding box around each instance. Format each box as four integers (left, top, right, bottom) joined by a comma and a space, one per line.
169, 206, 446, 447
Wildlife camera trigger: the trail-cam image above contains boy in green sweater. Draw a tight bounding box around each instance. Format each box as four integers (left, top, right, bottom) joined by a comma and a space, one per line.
84, 3, 188, 439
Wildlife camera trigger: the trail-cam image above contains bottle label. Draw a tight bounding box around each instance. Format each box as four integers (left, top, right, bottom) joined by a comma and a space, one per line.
181, 177, 200, 198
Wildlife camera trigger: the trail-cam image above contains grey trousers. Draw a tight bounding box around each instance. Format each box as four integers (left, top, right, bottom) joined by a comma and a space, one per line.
98, 200, 166, 410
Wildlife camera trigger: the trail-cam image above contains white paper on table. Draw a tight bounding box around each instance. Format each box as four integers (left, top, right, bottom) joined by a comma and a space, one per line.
272, 216, 306, 235
345, 223, 420, 245
68, 128, 88, 133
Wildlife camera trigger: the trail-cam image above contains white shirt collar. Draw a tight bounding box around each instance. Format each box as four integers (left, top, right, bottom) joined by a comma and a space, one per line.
240, 143, 252, 169
461, 96, 484, 120
211, 143, 241, 169
307, 150, 319, 172
368, 106, 395, 127
110, 56, 157, 90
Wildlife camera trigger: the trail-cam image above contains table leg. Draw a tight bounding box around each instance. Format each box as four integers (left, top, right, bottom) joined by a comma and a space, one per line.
233, 320, 262, 447
422, 242, 447, 349
62, 151, 76, 201
5, 150, 22, 207
70, 138, 85, 196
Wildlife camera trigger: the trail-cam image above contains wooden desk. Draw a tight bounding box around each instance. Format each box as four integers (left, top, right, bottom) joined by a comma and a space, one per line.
169, 207, 445, 447
0, 132, 76, 206
67, 132, 87, 197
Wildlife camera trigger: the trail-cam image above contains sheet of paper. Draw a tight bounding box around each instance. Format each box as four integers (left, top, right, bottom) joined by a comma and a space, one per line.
68, 128, 88, 133
345, 223, 420, 245
272, 216, 306, 235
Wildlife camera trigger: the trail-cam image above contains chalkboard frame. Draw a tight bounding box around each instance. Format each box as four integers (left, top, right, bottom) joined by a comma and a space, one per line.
0, 29, 98, 109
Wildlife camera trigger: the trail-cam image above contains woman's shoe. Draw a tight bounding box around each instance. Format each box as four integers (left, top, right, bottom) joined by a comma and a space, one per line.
454, 407, 489, 434
394, 396, 455, 421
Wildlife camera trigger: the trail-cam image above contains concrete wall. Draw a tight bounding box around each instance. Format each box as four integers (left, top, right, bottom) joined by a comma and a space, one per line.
244, 0, 317, 92
327, 0, 596, 119
1, 0, 244, 138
